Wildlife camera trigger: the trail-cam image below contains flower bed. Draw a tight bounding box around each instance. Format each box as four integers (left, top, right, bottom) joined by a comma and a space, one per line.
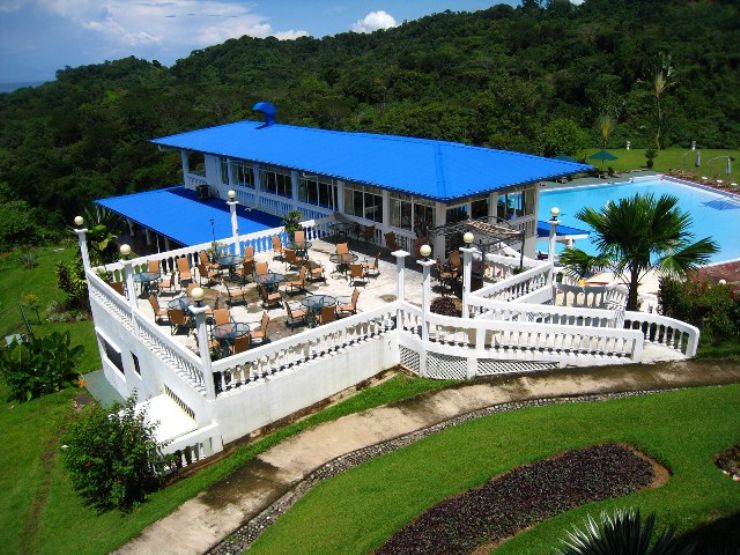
377, 443, 655, 555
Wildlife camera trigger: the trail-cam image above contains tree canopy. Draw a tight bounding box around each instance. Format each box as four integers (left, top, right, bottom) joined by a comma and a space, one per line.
0, 0, 737, 244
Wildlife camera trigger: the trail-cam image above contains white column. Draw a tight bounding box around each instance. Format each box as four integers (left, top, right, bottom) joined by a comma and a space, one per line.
121, 258, 137, 311
189, 303, 216, 401
488, 192, 497, 220
336, 180, 345, 214
144, 228, 152, 246
418, 258, 435, 343
460, 244, 478, 319
392, 250, 410, 303
127, 218, 135, 237
381, 190, 391, 235
227, 195, 240, 255
290, 169, 299, 211
433, 202, 447, 259
181, 150, 190, 177
547, 207, 560, 286
164, 237, 171, 251
73, 217, 91, 272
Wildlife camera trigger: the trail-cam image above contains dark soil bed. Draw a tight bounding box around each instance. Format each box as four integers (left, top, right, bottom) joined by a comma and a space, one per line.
377, 443, 656, 555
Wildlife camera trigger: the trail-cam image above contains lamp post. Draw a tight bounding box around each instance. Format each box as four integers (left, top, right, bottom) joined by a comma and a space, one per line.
547, 207, 560, 285
417, 244, 435, 344
73, 216, 91, 272
119, 244, 137, 311
227, 190, 240, 256
460, 232, 478, 319
188, 287, 216, 400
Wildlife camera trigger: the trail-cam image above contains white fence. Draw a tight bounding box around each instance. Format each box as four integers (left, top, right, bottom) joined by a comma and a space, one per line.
474, 261, 552, 303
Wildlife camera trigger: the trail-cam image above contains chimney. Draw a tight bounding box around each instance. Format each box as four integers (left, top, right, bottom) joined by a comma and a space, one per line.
252, 101, 277, 127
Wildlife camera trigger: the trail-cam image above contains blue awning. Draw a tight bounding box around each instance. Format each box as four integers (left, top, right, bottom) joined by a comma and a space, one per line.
537, 220, 590, 239
96, 186, 282, 246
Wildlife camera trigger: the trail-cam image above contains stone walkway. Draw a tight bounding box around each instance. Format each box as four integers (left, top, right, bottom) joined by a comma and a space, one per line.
117, 361, 740, 555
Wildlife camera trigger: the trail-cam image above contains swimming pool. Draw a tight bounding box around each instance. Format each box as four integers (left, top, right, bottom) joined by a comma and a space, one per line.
537, 179, 740, 263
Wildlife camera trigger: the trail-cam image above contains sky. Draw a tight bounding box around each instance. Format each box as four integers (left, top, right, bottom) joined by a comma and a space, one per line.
0, 0, 519, 83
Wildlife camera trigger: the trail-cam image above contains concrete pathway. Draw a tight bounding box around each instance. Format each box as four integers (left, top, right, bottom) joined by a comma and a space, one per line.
117, 361, 740, 555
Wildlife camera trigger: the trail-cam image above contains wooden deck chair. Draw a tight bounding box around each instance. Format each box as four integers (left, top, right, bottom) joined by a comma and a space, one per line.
384, 232, 398, 252
255, 261, 269, 277
199, 250, 219, 271
337, 289, 361, 317
197, 263, 218, 286
249, 312, 270, 345
348, 263, 367, 287
147, 259, 160, 273
284, 300, 306, 328
221, 279, 248, 306
304, 260, 326, 282
236, 259, 254, 282
258, 284, 282, 308
148, 294, 168, 323
448, 251, 462, 273
363, 252, 381, 278
319, 305, 336, 325
243, 245, 255, 260
271, 235, 284, 261
212, 308, 231, 327
284, 248, 305, 270
336, 242, 349, 255
176, 257, 193, 285
167, 309, 191, 335
231, 334, 251, 355
284, 266, 306, 294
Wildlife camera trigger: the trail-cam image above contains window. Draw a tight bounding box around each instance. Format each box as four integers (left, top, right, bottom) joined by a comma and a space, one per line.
414, 202, 435, 234
446, 204, 469, 224
220, 158, 230, 185
471, 197, 489, 219
131, 353, 141, 376
497, 188, 533, 220
390, 194, 413, 230
233, 160, 255, 188
298, 175, 336, 209
98, 334, 124, 374
389, 194, 435, 234
344, 183, 383, 223
260, 166, 292, 198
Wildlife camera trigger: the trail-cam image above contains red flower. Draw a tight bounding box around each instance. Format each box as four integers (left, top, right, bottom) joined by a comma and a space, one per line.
84, 460, 93, 468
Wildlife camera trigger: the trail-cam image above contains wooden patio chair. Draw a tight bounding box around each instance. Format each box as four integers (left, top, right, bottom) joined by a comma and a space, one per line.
212, 308, 231, 327
197, 263, 218, 286
243, 245, 255, 260
271, 235, 284, 261
259, 284, 282, 309
336, 242, 349, 255
167, 308, 192, 335
199, 250, 219, 272
362, 251, 381, 278
236, 259, 254, 283
176, 257, 193, 285
249, 312, 270, 345
284, 248, 305, 270
231, 334, 251, 355
148, 294, 169, 323
255, 261, 269, 277
294, 229, 305, 246
284, 266, 306, 294
221, 279, 249, 306
318, 305, 336, 325
448, 251, 462, 274
348, 263, 367, 287
147, 259, 160, 273
303, 260, 326, 282
283, 300, 307, 328
109, 281, 126, 296
337, 288, 361, 317
362, 225, 376, 244
436, 259, 455, 291
384, 231, 398, 252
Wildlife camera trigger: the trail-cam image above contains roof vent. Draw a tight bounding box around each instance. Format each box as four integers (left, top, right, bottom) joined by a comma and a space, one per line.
252, 101, 277, 127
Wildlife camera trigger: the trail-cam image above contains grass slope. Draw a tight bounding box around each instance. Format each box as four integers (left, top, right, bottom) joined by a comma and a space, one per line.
584, 148, 739, 183
250, 385, 740, 555
0, 374, 452, 553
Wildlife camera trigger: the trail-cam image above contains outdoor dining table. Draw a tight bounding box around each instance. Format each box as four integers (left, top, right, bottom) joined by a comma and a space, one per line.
216, 254, 244, 281
329, 252, 358, 275
286, 240, 312, 258
133, 271, 160, 297
212, 322, 250, 356
301, 294, 336, 327
254, 271, 285, 293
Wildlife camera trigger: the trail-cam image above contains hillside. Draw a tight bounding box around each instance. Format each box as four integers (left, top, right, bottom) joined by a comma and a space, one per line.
0, 0, 737, 245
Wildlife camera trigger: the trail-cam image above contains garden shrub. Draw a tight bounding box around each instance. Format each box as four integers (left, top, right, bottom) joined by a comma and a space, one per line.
61, 395, 168, 511
0, 331, 83, 401
56, 259, 89, 311
658, 278, 739, 344
431, 296, 461, 317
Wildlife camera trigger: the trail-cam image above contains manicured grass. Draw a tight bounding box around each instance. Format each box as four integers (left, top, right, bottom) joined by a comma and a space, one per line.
250, 385, 740, 555
583, 148, 740, 183
0, 373, 453, 554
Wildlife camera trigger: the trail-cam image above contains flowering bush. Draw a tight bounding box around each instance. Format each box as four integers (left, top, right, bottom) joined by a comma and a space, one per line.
61, 395, 167, 511
659, 278, 739, 344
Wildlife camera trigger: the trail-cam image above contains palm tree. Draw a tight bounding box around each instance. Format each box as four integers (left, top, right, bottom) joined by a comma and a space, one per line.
555, 509, 694, 555
598, 114, 616, 149
652, 53, 674, 150
569, 193, 717, 311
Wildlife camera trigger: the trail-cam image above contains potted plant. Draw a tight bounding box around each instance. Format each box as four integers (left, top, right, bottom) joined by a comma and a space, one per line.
282, 210, 303, 241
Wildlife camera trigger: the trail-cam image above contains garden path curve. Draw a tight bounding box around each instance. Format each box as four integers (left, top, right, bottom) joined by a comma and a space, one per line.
116, 361, 740, 555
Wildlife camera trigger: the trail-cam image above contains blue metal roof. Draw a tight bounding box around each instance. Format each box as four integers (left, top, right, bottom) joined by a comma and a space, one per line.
537, 220, 590, 239
151, 120, 591, 202
96, 186, 281, 246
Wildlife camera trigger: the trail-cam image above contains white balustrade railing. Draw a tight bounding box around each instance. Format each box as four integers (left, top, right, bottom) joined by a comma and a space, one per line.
622, 311, 699, 356
473, 262, 552, 302
211, 304, 397, 394
259, 194, 293, 217
469, 297, 618, 328
552, 282, 628, 309
87, 270, 134, 330
184, 171, 208, 189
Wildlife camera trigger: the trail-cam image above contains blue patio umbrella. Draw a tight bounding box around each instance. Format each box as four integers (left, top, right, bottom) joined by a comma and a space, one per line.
589, 150, 619, 170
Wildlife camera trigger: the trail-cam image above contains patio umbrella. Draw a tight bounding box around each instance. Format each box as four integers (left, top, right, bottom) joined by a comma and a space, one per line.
589, 150, 618, 170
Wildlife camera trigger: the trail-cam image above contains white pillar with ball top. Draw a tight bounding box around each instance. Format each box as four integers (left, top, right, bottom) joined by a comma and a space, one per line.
547, 206, 560, 286
460, 232, 478, 319
189, 287, 216, 401
227, 190, 240, 256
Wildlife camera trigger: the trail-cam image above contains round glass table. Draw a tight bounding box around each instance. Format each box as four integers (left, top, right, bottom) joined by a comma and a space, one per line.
254, 272, 284, 292
286, 240, 312, 257
133, 271, 160, 297
329, 252, 358, 275
212, 322, 250, 341
167, 288, 222, 310
301, 295, 337, 327
216, 255, 244, 280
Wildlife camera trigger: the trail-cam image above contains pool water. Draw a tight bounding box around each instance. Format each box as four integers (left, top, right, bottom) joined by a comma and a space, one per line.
537, 179, 740, 263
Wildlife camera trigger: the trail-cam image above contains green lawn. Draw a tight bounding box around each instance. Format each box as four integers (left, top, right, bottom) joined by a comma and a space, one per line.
0, 373, 453, 554
250, 385, 740, 554
583, 148, 739, 183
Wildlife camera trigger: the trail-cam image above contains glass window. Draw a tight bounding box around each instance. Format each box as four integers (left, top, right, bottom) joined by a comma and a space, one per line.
446, 204, 468, 224
390, 194, 413, 230
98, 335, 123, 374
364, 191, 383, 222
345, 183, 382, 222
414, 202, 435, 234
233, 161, 255, 188
298, 175, 336, 209
260, 166, 292, 198
471, 198, 489, 219
497, 190, 529, 220
220, 157, 230, 185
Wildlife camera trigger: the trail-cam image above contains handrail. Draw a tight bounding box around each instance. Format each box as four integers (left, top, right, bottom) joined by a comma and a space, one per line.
473, 262, 552, 301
